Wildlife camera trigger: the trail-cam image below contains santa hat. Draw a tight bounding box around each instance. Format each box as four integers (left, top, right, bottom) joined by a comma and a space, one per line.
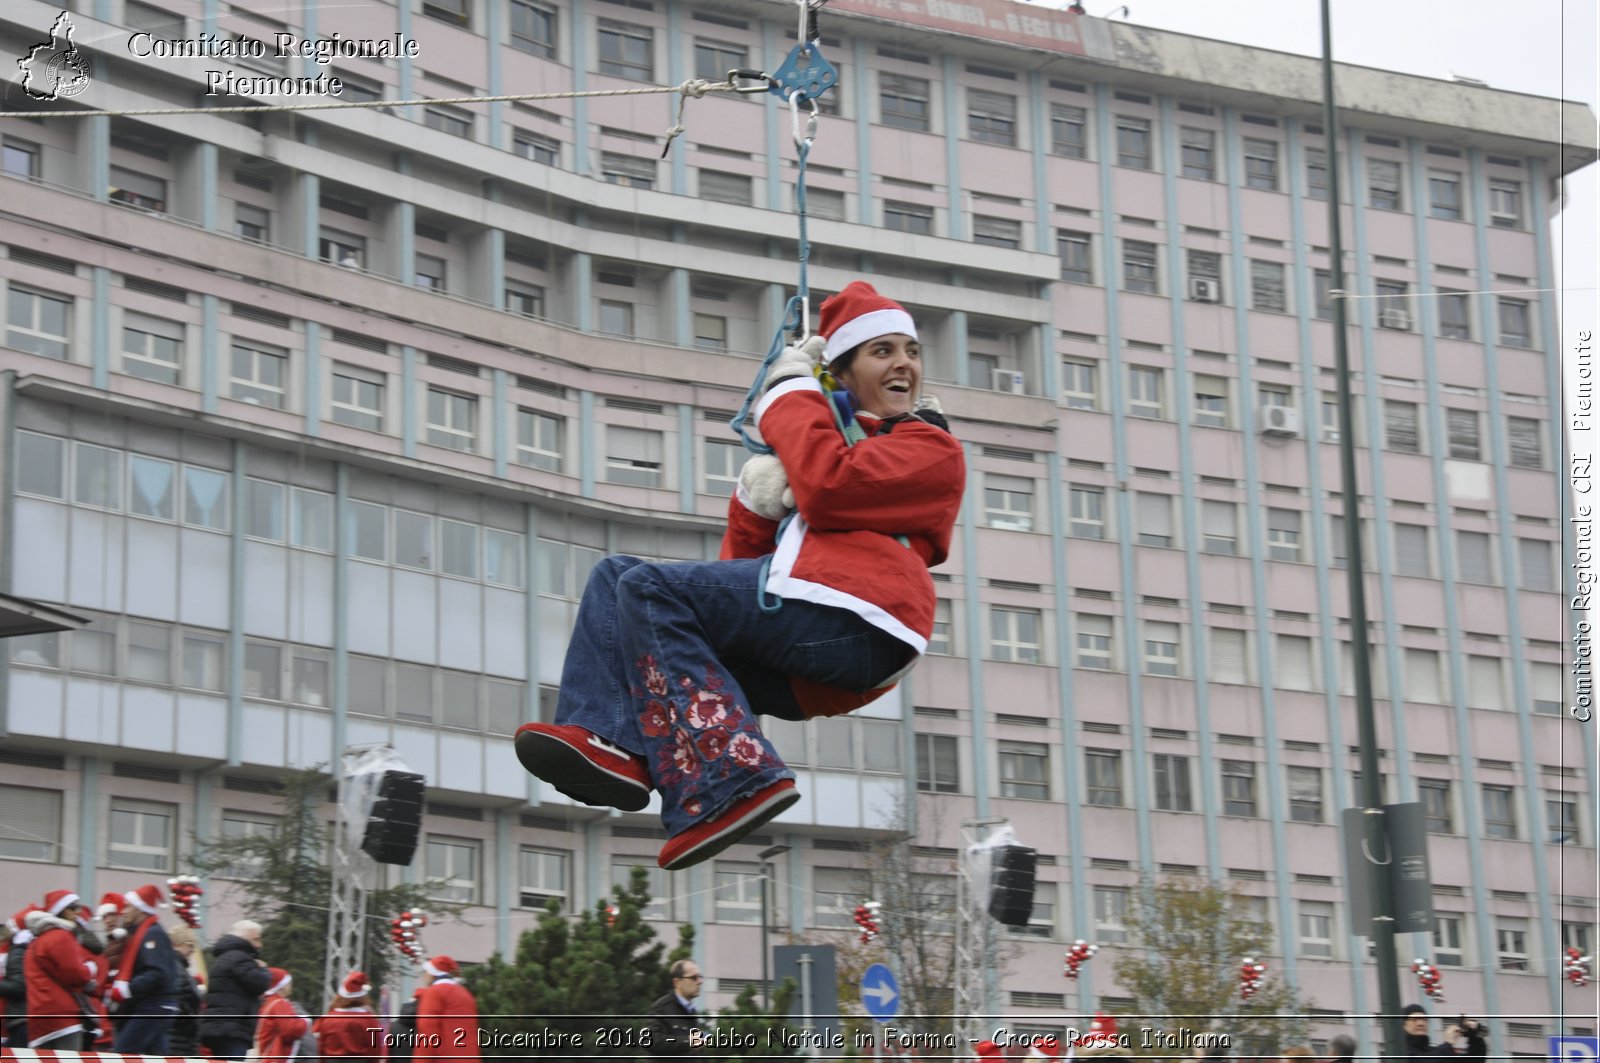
43, 890, 81, 916
267, 968, 293, 995
424, 956, 459, 978
818, 281, 917, 367
338, 971, 372, 999
97, 892, 128, 920
10, 904, 42, 933
124, 883, 166, 916
1076, 1014, 1132, 1058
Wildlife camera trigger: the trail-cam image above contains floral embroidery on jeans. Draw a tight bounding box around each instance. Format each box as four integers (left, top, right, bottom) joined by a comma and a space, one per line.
638, 657, 783, 818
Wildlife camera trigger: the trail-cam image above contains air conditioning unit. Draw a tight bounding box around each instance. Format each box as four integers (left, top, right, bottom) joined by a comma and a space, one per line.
1379, 307, 1412, 330
1259, 405, 1302, 437
1188, 277, 1221, 303
992, 368, 1026, 394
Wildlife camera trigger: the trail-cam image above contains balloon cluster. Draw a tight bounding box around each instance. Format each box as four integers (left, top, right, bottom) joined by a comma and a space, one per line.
1565, 947, 1592, 987
605, 904, 619, 928
390, 910, 428, 962
853, 901, 881, 944
1239, 957, 1268, 1001
167, 876, 203, 928
1411, 958, 1445, 1003
1062, 939, 1098, 980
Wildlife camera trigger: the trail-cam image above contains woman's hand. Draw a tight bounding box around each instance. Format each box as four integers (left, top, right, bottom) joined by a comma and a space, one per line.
764, 335, 828, 389
737, 454, 795, 520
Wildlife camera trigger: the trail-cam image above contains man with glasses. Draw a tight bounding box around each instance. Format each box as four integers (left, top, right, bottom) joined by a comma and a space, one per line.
646, 959, 705, 1055
1402, 1004, 1487, 1058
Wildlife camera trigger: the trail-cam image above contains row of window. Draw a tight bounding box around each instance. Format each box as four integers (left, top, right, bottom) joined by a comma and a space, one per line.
15, 433, 535, 584
1058, 485, 1559, 587
1055, 236, 1540, 342
1063, 357, 1548, 455
911, 737, 1582, 844
7, 783, 1583, 970
931, 604, 1564, 705
201, 0, 1534, 235
7, 615, 529, 734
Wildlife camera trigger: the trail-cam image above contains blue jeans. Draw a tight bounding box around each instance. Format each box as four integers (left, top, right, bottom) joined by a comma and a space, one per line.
556, 555, 912, 834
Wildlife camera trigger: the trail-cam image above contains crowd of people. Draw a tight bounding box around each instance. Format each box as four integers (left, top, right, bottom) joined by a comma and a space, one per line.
0, 884, 480, 1062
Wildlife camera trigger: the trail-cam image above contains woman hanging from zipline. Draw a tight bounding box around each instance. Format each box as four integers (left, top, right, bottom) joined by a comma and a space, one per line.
515, 282, 966, 870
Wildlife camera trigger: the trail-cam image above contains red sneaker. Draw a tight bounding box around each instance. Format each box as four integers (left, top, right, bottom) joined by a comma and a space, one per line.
514, 723, 652, 811
657, 779, 800, 871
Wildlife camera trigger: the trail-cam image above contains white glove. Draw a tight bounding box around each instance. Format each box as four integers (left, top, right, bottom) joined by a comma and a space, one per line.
764, 335, 828, 389
737, 454, 795, 521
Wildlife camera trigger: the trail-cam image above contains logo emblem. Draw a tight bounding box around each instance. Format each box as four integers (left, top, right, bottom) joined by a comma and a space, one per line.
18, 11, 94, 101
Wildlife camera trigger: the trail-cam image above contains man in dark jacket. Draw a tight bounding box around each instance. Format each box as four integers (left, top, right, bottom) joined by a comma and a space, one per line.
1402, 1004, 1488, 1058
645, 959, 705, 1056
109, 885, 181, 1054
199, 920, 273, 1061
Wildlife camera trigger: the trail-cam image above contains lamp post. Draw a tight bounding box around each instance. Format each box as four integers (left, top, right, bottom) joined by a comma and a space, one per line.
759, 843, 791, 1010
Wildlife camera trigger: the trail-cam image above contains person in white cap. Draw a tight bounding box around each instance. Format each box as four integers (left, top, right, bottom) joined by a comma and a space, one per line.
516, 280, 965, 871
107, 883, 181, 1054
416, 956, 478, 1063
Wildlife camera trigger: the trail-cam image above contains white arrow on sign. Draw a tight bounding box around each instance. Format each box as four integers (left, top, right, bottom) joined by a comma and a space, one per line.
863, 980, 898, 1008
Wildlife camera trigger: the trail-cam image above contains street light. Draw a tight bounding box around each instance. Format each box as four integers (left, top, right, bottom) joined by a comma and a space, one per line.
759, 843, 792, 1010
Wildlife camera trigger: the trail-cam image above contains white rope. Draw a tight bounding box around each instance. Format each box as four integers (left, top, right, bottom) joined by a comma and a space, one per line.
3, 78, 738, 120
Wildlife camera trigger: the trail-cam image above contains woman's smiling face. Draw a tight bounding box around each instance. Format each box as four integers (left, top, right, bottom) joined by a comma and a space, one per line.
835, 333, 922, 417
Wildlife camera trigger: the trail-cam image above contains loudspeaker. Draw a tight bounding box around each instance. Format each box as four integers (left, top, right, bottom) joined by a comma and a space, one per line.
987, 845, 1037, 927
360, 770, 425, 865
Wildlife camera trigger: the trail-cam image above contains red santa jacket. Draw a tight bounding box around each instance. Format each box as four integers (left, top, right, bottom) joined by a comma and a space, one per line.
314, 1005, 384, 1061
728, 378, 965, 714
254, 993, 310, 1063
415, 978, 478, 1063
23, 914, 97, 1047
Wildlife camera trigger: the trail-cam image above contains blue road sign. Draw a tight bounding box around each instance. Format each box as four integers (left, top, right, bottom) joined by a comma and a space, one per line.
861, 963, 900, 1022
1551, 1036, 1599, 1063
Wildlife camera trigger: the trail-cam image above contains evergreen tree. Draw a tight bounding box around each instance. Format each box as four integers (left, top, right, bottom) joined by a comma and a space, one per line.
1111, 876, 1313, 1057
706, 980, 802, 1060
467, 865, 691, 1054
189, 767, 460, 1010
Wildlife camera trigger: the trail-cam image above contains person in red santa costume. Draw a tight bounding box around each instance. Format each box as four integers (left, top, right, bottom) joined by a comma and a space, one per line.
22, 891, 99, 1050
315, 970, 385, 1062
254, 968, 310, 1063
516, 281, 965, 871
415, 956, 477, 1063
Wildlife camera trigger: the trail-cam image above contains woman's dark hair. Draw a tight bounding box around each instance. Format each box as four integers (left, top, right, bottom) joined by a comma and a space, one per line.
827, 344, 860, 377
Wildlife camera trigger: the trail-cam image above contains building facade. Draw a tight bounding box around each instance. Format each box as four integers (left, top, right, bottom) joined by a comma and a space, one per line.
0, 0, 1595, 1052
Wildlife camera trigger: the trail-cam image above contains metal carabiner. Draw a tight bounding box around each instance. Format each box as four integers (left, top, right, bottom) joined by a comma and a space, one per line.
727, 68, 775, 95
787, 89, 818, 153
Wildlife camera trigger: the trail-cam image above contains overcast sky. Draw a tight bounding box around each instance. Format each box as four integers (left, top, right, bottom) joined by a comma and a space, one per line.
1047, 0, 1600, 462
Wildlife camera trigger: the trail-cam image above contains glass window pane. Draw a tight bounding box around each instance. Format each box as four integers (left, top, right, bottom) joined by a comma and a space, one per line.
130, 456, 176, 519
395, 510, 433, 569
73, 627, 116, 674
17, 433, 66, 498
292, 489, 333, 550
181, 633, 226, 691
396, 662, 432, 722
74, 443, 123, 509
127, 621, 171, 683
485, 528, 525, 588
243, 641, 281, 699
183, 466, 230, 529
243, 478, 284, 540
348, 500, 387, 560
292, 650, 330, 706
441, 520, 478, 578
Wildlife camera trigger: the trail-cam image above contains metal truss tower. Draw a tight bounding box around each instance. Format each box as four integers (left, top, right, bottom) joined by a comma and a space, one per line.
953, 818, 1008, 1050
323, 748, 379, 995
